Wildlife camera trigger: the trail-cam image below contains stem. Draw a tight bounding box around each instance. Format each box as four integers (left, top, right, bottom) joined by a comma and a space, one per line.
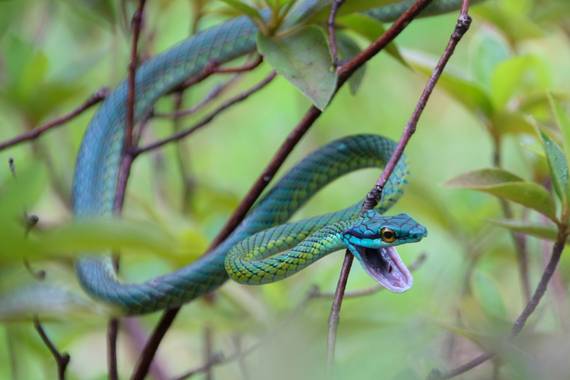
328, 0, 345, 67
134, 0, 442, 376
434, 227, 568, 379
0, 88, 109, 152
34, 318, 71, 380
327, 0, 472, 370
108, 319, 120, 380
135, 72, 277, 155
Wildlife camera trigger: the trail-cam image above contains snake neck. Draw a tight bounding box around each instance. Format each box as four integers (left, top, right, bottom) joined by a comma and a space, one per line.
225, 219, 353, 285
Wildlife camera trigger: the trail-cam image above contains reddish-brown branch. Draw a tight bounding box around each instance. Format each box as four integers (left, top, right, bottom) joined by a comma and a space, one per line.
133, 1, 444, 376
327, 0, 472, 370
34, 318, 71, 380
326, 252, 353, 370
153, 75, 242, 119
125, 0, 146, 149
171, 55, 262, 93
433, 229, 567, 379
110, 2, 147, 379
328, 0, 345, 67
0, 88, 108, 152
134, 72, 276, 155
108, 319, 120, 380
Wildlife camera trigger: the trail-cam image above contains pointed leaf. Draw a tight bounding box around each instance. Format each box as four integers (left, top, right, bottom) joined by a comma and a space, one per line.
219, 0, 264, 23
537, 130, 569, 204
335, 33, 366, 95
491, 219, 558, 241
491, 55, 550, 109
471, 271, 507, 319
257, 26, 337, 110
549, 95, 570, 203
446, 168, 557, 220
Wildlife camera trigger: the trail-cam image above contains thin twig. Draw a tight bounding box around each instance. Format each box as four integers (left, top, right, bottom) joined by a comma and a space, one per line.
153, 75, 242, 119
326, 252, 353, 370
172, 341, 260, 380
232, 335, 250, 380
0, 88, 109, 152
34, 318, 71, 380
311, 253, 427, 299
135, 72, 277, 155
171, 55, 262, 94
203, 327, 213, 380
108, 319, 120, 380
109, 2, 147, 379
328, 0, 472, 369
134, 0, 440, 376
492, 137, 531, 301
328, 0, 345, 67
125, 0, 146, 149
432, 156, 567, 378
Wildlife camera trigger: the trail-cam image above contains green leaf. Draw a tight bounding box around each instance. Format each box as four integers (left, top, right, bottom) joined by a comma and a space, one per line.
404, 51, 493, 120
537, 129, 569, 205
491, 111, 535, 136
446, 168, 557, 221
471, 271, 507, 320
469, 29, 511, 91
549, 95, 570, 204
335, 33, 366, 95
491, 55, 550, 109
257, 26, 337, 110
0, 284, 106, 322
219, 0, 264, 24
337, 14, 408, 68
473, 3, 543, 44
491, 219, 558, 241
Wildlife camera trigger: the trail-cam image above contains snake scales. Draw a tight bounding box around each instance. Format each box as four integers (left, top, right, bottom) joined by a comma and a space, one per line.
71, 0, 468, 315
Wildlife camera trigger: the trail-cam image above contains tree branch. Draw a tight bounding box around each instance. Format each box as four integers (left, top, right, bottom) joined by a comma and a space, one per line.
431, 226, 567, 379
328, 0, 345, 67
327, 0, 472, 370
170, 55, 262, 94
135, 72, 277, 155
153, 75, 242, 119
0, 88, 109, 152
133, 0, 446, 376
34, 318, 71, 380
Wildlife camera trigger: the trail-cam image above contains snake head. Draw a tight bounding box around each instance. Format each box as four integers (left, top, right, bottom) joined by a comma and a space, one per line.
341, 210, 427, 293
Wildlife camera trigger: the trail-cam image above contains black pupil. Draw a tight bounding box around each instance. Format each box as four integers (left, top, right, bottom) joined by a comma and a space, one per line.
383, 230, 394, 239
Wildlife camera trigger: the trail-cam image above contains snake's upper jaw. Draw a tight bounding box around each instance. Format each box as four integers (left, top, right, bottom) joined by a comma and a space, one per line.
353, 246, 413, 293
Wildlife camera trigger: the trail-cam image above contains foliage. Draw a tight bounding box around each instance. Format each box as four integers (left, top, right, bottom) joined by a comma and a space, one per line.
0, 0, 569, 379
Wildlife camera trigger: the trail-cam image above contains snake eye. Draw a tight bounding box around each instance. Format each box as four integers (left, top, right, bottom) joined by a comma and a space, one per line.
380, 227, 397, 243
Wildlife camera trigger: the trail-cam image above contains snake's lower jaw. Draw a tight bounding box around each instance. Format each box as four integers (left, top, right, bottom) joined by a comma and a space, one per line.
356, 246, 413, 293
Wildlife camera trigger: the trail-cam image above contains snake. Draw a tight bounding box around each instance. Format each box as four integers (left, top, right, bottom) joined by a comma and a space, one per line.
71, 0, 469, 315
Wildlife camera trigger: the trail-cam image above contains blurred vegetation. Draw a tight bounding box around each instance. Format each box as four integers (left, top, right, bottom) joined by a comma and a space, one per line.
0, 0, 570, 379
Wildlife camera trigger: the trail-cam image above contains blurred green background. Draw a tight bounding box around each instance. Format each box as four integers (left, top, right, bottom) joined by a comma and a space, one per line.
0, 0, 570, 379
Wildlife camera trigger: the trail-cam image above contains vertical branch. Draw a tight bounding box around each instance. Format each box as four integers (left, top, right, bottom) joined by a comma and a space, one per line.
492, 138, 531, 301
203, 327, 213, 380
328, 0, 345, 67
108, 319, 120, 380
34, 318, 71, 380
133, 0, 439, 376
327, 0, 472, 370
109, 1, 147, 378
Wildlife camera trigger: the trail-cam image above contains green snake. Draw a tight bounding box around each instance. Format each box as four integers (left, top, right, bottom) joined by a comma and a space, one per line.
72, 0, 468, 315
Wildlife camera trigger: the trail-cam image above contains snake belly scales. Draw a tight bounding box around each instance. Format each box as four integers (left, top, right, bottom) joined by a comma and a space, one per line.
72, 0, 465, 315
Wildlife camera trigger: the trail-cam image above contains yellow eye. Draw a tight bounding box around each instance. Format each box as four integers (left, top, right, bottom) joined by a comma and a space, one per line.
380, 227, 397, 243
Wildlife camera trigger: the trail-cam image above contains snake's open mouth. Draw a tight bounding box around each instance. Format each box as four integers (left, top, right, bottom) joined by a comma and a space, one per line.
356, 246, 413, 292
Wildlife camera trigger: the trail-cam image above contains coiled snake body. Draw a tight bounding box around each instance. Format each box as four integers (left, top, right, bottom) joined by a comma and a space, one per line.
72, 0, 468, 315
